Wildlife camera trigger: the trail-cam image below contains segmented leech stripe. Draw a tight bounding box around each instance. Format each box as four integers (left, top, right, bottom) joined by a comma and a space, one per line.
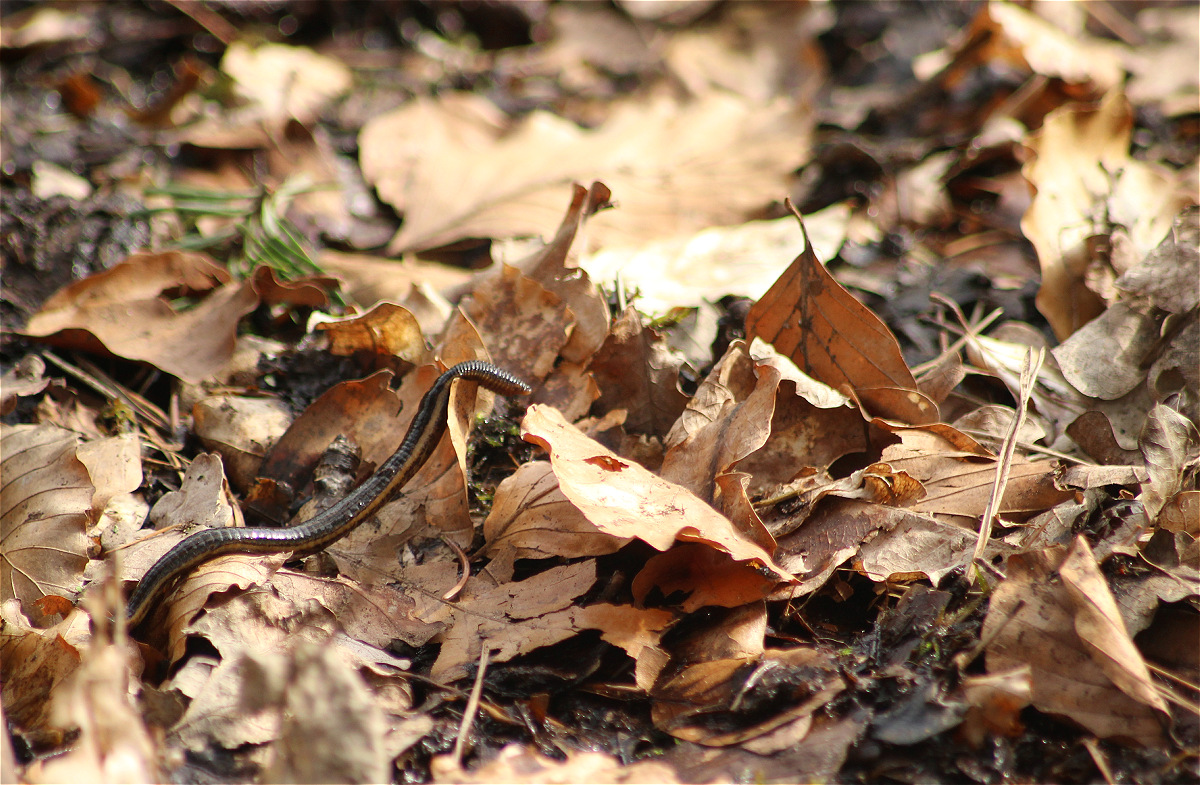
124, 361, 531, 628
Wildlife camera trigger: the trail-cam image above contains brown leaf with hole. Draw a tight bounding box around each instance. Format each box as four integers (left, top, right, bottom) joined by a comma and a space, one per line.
23, 251, 260, 384
257, 371, 401, 499
325, 362, 500, 564
522, 405, 792, 582
253, 363, 486, 570
983, 536, 1169, 746
745, 208, 936, 425
1, 425, 91, 625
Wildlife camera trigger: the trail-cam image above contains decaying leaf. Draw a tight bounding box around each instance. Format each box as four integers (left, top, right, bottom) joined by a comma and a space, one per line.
22, 251, 260, 384
1021, 90, 1187, 340
0, 603, 90, 742
521, 404, 792, 584
984, 536, 1170, 746
7, 5, 1196, 782
587, 306, 690, 440
22, 634, 158, 783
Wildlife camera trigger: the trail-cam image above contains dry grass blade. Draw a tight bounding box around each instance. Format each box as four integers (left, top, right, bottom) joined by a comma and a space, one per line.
972, 346, 1045, 579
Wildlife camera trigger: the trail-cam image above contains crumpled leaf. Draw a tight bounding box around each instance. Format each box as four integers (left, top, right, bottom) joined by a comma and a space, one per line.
521, 404, 792, 582
23, 251, 260, 384
983, 535, 1169, 746
1138, 401, 1199, 524
23, 633, 157, 783
428, 561, 596, 682
586, 306, 690, 440
317, 303, 430, 367
484, 460, 628, 569
0, 603, 90, 741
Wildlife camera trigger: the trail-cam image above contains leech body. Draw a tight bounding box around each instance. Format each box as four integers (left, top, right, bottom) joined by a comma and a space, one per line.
124, 361, 530, 629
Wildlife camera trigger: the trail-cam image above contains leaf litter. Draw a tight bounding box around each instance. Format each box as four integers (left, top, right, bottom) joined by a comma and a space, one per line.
1, 2, 1197, 784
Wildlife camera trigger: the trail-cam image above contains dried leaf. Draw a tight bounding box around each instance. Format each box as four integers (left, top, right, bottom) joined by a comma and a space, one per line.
428, 561, 597, 682
1138, 401, 1199, 524
453, 264, 573, 386
1021, 90, 1187, 339
587, 307, 690, 439
484, 461, 629, 566
660, 342, 777, 504
26, 638, 158, 783
1116, 207, 1199, 315
1, 424, 91, 625
857, 513, 982, 585
512, 181, 613, 364
522, 405, 791, 581
23, 251, 260, 384
262, 642, 390, 784
0, 603, 89, 738
75, 434, 142, 519
983, 536, 1169, 746
746, 208, 936, 425
360, 92, 813, 253
193, 395, 293, 491
318, 303, 429, 366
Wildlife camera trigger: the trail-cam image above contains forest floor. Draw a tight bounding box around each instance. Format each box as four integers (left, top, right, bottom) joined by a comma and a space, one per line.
1, 2, 1198, 783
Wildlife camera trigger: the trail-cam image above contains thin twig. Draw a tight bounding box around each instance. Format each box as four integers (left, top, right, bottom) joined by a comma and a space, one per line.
43, 351, 172, 432
452, 645, 491, 767
441, 537, 472, 601
971, 347, 1044, 584
1083, 737, 1117, 785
